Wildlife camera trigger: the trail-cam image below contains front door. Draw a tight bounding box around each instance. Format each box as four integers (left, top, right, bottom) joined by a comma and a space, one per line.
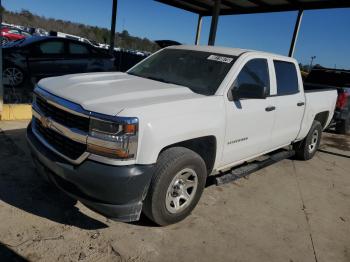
221, 58, 276, 167
27, 39, 67, 79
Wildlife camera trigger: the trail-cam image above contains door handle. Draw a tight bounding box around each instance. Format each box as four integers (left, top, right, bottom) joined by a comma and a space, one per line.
265, 106, 276, 112
297, 102, 305, 106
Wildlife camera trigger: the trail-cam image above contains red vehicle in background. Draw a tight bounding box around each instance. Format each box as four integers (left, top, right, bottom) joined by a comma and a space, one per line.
1, 27, 30, 45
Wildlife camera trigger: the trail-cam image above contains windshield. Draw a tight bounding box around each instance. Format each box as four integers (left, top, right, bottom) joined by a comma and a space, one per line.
128, 49, 237, 95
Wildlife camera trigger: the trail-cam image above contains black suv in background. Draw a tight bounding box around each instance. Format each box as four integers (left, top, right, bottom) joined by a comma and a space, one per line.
2, 36, 115, 87
304, 68, 350, 134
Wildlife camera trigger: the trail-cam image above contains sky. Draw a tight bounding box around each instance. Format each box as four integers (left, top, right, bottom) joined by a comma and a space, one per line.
3, 0, 350, 69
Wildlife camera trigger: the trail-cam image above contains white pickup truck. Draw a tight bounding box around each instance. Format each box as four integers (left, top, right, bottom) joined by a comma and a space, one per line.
27, 45, 337, 225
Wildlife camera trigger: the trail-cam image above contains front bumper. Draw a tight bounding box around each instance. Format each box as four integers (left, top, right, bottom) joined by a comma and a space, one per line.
27, 122, 155, 222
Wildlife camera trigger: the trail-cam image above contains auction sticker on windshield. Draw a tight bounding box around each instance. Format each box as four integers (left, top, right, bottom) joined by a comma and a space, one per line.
207, 55, 234, 63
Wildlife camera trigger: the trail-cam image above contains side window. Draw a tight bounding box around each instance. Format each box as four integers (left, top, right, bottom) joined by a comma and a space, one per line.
38, 41, 65, 55
274, 61, 299, 95
69, 42, 90, 55
233, 58, 270, 97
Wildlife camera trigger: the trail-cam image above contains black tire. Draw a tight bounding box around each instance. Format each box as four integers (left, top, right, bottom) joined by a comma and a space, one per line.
335, 117, 350, 134
293, 120, 322, 160
143, 147, 207, 226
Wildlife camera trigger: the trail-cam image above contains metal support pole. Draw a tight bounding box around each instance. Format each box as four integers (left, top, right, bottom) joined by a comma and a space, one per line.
109, 0, 118, 54
0, 0, 3, 115
288, 9, 303, 57
208, 0, 221, 46
195, 14, 202, 45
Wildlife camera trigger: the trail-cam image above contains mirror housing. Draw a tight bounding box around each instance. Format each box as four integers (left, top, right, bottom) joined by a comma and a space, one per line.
230, 83, 268, 101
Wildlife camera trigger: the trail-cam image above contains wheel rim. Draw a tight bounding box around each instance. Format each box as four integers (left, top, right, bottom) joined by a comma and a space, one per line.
308, 129, 319, 153
165, 168, 198, 214
3, 68, 24, 86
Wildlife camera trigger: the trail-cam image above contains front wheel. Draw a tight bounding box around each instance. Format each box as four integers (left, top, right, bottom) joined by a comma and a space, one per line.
1, 36, 9, 46
143, 147, 207, 226
293, 120, 322, 160
3, 66, 25, 87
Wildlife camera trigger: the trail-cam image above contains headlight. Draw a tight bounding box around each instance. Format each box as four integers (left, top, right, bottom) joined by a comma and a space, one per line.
87, 116, 138, 160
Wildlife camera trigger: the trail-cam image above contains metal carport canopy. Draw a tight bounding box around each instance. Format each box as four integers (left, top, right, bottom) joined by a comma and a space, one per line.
155, 0, 350, 56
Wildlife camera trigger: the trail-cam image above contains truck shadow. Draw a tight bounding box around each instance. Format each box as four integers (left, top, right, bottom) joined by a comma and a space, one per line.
0, 242, 29, 262
0, 128, 107, 230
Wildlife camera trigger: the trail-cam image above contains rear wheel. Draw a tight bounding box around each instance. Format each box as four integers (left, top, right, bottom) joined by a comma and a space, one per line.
143, 147, 207, 226
293, 121, 322, 160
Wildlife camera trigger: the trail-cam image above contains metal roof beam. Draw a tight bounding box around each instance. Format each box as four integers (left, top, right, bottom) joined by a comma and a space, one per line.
214, 0, 350, 15
156, 0, 350, 16
187, 0, 213, 11
156, 0, 207, 14
220, 0, 244, 9
247, 0, 270, 7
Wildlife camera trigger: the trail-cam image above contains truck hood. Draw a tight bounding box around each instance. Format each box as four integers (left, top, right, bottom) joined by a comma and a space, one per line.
38, 72, 200, 116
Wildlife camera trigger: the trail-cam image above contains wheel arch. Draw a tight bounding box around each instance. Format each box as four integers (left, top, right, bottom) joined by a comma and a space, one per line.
159, 136, 217, 175
314, 111, 330, 129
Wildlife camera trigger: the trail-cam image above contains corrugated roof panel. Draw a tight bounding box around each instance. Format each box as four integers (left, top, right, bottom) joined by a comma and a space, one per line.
155, 0, 350, 15
298, 0, 329, 2
229, 0, 258, 8
263, 0, 290, 5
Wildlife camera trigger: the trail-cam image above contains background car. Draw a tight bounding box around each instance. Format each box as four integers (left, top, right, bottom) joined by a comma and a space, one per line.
2, 36, 115, 87
1, 27, 30, 45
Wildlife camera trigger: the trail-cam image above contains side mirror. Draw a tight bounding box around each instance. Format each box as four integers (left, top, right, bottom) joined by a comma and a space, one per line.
230, 83, 268, 101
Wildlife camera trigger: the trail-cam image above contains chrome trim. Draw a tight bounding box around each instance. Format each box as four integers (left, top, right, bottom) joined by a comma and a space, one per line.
35, 86, 90, 118
90, 111, 139, 125
35, 86, 138, 124
31, 119, 90, 165
87, 153, 136, 165
32, 108, 88, 144
32, 86, 139, 165
87, 136, 123, 149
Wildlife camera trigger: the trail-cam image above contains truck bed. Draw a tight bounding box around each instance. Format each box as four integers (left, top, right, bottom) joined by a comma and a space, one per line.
296, 88, 337, 140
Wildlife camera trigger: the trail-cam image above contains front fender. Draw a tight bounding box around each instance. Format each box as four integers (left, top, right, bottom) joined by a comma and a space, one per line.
123, 97, 226, 166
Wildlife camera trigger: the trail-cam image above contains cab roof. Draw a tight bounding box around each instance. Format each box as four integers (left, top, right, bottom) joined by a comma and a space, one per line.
168, 45, 295, 62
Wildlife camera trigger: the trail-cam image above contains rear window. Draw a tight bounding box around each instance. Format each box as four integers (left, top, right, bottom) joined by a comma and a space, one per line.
69, 42, 90, 54
274, 61, 299, 95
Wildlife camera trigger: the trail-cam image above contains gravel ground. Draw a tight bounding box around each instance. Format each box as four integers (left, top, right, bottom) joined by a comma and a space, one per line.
0, 120, 349, 262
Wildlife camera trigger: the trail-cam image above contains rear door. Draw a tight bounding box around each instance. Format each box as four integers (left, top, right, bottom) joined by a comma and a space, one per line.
269, 60, 305, 148
65, 41, 91, 73
221, 57, 276, 166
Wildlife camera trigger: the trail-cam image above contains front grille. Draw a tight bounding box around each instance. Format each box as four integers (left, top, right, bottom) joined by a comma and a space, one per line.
34, 118, 86, 160
36, 95, 90, 132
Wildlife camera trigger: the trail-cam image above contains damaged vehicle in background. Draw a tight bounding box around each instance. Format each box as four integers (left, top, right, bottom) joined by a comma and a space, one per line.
2, 36, 115, 87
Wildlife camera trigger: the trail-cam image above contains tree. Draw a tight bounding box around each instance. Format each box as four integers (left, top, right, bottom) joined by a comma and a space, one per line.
2, 8, 159, 52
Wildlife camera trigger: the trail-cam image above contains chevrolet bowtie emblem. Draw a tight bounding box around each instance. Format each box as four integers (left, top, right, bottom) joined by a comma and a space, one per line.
40, 116, 52, 129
